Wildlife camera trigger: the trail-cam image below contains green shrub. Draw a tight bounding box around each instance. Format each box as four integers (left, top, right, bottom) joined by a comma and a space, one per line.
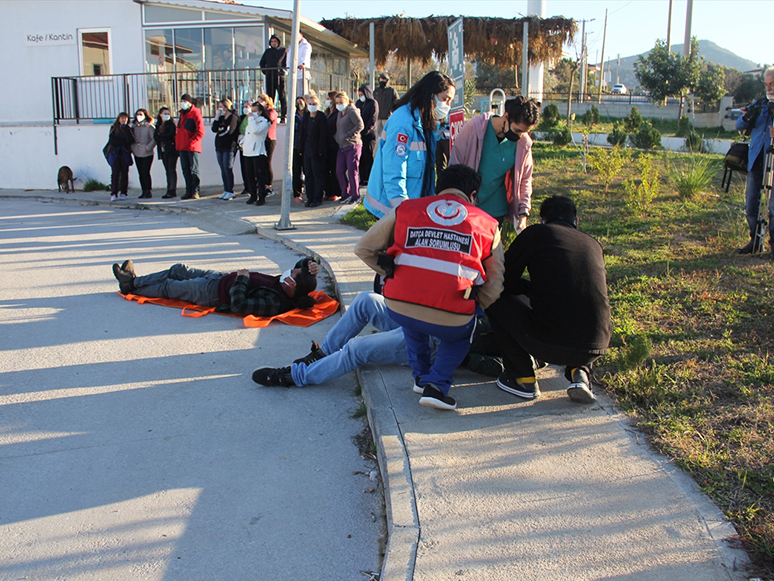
607, 121, 628, 147
587, 145, 630, 193
550, 121, 573, 146
630, 120, 662, 149
82, 178, 109, 192
582, 105, 600, 127
676, 115, 692, 137
683, 131, 707, 154
622, 107, 644, 133
624, 154, 659, 213
671, 158, 718, 199
539, 103, 561, 131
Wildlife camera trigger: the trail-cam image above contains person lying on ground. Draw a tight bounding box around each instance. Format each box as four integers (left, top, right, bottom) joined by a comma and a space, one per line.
111, 258, 318, 317
251, 291, 504, 388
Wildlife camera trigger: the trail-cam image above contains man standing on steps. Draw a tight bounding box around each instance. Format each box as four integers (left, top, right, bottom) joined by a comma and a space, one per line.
175, 94, 205, 200
485, 195, 611, 404
260, 35, 287, 123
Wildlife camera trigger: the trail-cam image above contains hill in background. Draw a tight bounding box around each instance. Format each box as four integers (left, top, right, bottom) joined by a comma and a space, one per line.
603, 40, 759, 91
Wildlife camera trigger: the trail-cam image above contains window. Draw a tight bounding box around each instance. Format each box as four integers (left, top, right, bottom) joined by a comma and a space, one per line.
204, 27, 234, 70
79, 29, 111, 76
234, 26, 264, 69
175, 28, 203, 72
145, 29, 174, 72
144, 5, 201, 23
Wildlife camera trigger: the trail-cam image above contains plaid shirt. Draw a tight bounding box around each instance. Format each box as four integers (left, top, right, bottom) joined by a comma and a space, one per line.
228, 274, 287, 317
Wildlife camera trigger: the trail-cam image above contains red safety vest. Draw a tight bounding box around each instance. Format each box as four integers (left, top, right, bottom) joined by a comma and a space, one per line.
383, 194, 498, 315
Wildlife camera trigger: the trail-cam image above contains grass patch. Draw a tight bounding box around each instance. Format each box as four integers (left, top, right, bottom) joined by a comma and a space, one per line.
341, 204, 378, 231
82, 178, 109, 192
528, 145, 774, 576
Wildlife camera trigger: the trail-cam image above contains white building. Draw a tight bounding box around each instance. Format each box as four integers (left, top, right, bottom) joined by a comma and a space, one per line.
1, 0, 365, 190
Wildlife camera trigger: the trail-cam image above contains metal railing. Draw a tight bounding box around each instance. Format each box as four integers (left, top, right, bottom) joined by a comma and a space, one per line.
51, 67, 357, 123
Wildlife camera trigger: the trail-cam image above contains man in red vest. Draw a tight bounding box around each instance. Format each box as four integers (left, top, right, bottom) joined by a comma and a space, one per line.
355, 164, 505, 410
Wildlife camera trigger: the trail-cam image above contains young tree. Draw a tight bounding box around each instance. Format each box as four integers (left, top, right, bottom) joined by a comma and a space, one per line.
694, 62, 726, 107
634, 37, 701, 116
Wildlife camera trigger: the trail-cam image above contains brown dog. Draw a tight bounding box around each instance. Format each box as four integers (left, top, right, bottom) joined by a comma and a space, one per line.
57, 166, 75, 193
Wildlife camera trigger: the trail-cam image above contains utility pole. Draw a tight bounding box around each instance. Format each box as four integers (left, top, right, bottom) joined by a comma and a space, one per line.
683, 0, 693, 57
616, 54, 620, 84
597, 8, 607, 103
666, 0, 673, 53
577, 19, 594, 103
278, 0, 301, 230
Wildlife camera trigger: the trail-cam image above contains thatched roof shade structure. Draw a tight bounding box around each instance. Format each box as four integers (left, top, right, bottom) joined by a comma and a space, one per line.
319, 16, 576, 68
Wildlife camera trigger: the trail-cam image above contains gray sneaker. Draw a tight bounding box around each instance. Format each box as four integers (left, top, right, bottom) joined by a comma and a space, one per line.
567, 368, 596, 403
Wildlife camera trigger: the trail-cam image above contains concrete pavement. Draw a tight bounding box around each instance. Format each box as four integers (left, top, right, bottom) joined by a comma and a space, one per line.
0, 186, 754, 581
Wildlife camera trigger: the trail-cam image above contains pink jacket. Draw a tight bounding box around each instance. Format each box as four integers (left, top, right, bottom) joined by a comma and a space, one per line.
449, 112, 533, 218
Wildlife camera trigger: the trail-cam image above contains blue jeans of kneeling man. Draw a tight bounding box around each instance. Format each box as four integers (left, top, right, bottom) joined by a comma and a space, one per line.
388, 308, 476, 396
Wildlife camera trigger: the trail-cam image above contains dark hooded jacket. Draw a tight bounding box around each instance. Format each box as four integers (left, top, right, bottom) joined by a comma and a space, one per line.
260, 35, 287, 76
356, 84, 379, 139
374, 77, 399, 121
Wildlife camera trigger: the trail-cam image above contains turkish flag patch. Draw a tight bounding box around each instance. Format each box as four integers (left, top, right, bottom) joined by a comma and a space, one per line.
396, 133, 409, 144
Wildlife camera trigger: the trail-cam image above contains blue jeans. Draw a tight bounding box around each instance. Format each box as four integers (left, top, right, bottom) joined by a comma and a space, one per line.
133, 264, 223, 306
216, 149, 235, 193
291, 292, 406, 386
179, 151, 200, 196
744, 159, 774, 239
388, 309, 476, 395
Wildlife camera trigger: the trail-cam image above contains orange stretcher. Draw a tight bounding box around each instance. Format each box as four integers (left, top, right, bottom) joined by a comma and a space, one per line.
118, 290, 339, 328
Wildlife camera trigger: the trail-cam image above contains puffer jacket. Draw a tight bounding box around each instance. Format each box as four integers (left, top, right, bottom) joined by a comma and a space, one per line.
242, 114, 270, 157
131, 121, 156, 158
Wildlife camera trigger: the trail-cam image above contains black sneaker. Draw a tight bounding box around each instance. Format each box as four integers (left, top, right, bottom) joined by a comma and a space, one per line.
465, 354, 505, 377
567, 368, 596, 403
112, 263, 135, 294
120, 260, 136, 277
419, 384, 457, 410
293, 341, 326, 366
496, 372, 540, 399
413, 378, 424, 394
252, 366, 295, 387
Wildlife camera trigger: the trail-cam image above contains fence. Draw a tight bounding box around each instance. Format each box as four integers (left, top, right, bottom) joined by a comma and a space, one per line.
52, 67, 357, 123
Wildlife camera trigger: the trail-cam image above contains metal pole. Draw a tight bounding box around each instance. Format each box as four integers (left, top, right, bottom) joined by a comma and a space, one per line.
521, 20, 529, 97
683, 0, 693, 57
597, 9, 607, 103
666, 0, 673, 53
578, 20, 586, 103
369, 22, 375, 89
278, 0, 301, 230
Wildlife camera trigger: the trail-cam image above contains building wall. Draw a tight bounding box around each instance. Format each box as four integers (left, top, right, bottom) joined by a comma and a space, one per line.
4, 0, 145, 124
0, 122, 288, 192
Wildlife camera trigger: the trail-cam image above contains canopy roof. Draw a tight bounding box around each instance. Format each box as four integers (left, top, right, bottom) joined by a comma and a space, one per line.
319, 15, 577, 67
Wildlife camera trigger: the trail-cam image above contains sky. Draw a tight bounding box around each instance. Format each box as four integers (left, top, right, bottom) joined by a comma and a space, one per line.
242, 0, 772, 68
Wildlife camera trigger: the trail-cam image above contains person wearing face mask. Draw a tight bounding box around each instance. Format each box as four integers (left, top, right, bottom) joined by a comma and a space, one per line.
355, 84, 379, 186
212, 98, 238, 200
132, 108, 156, 199
175, 94, 205, 200
236, 100, 253, 198
154, 107, 178, 199
105, 112, 134, 202
299, 92, 329, 207
449, 96, 541, 231
323, 91, 342, 201
334, 92, 365, 205
364, 71, 455, 219
736, 66, 774, 256
259, 35, 288, 123
256, 94, 278, 197
242, 102, 271, 206
111, 258, 319, 317
373, 73, 399, 137
292, 96, 307, 202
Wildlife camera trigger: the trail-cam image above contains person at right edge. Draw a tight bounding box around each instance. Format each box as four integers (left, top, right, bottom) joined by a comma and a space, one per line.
450, 96, 540, 230
736, 66, 774, 256
355, 164, 504, 410
485, 195, 611, 404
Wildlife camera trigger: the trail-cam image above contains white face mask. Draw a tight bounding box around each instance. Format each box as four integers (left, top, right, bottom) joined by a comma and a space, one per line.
325, 99, 332, 108
243, 107, 250, 115
336, 103, 346, 112
308, 105, 318, 113
280, 269, 294, 284
434, 95, 451, 120
359, 95, 366, 103
136, 115, 145, 123
161, 113, 171, 122
181, 101, 191, 111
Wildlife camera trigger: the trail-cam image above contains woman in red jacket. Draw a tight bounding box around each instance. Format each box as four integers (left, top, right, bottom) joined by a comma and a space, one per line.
175, 93, 205, 200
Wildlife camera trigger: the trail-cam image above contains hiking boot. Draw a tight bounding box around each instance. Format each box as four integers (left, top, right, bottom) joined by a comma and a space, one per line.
738, 238, 761, 254
252, 366, 295, 387
162, 192, 176, 199
418, 384, 457, 410
567, 368, 596, 404
120, 260, 136, 277
293, 341, 326, 366
496, 373, 540, 400
112, 263, 135, 294
465, 354, 505, 377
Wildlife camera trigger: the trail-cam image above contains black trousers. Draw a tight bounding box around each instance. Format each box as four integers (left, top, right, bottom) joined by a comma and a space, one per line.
134, 155, 153, 194
161, 153, 178, 195
244, 155, 268, 201
486, 293, 601, 381
265, 138, 276, 186
325, 145, 341, 197
111, 156, 129, 195
360, 134, 377, 183
436, 138, 450, 176
292, 149, 304, 198
303, 153, 326, 204
265, 73, 287, 121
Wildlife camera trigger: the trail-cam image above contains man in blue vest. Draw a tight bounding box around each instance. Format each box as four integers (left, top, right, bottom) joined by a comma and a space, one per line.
355, 164, 505, 410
